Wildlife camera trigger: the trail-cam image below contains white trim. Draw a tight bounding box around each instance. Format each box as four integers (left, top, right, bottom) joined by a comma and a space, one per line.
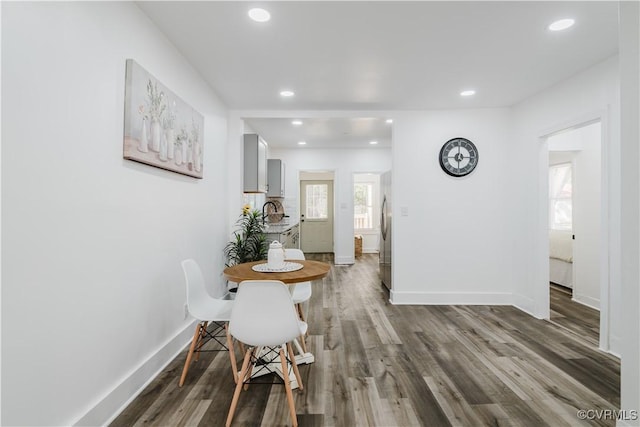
72, 321, 196, 426
513, 294, 543, 319
389, 291, 513, 306
335, 255, 355, 265
609, 334, 622, 359
572, 294, 601, 311
536, 110, 611, 352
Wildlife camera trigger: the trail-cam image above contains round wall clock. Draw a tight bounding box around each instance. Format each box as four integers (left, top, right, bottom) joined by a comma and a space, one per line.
439, 137, 479, 177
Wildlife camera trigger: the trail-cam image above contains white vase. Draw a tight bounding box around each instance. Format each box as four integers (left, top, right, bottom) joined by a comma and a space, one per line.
166, 129, 175, 159
186, 141, 193, 167
150, 119, 161, 152
267, 241, 286, 269
194, 142, 202, 172
181, 141, 188, 164
138, 118, 149, 153
159, 129, 168, 161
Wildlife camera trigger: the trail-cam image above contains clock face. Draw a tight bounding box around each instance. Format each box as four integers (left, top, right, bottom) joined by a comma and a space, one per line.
439, 137, 479, 177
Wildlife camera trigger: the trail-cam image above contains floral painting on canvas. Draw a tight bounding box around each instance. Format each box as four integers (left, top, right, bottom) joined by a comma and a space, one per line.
123, 59, 204, 178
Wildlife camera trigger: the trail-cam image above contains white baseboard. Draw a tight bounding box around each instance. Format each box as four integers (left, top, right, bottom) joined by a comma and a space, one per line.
609, 334, 622, 358
389, 291, 513, 306
335, 255, 355, 265
512, 293, 542, 319
572, 293, 601, 311
72, 321, 196, 426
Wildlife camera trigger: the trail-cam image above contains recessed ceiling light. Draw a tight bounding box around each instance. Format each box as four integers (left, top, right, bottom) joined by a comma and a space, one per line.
291, 120, 303, 126
297, 141, 307, 145
280, 90, 295, 97
369, 141, 378, 145
248, 8, 270, 22
460, 90, 476, 97
548, 18, 575, 31
385, 119, 393, 124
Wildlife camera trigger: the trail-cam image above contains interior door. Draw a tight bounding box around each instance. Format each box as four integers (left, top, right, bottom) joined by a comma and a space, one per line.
300, 180, 334, 253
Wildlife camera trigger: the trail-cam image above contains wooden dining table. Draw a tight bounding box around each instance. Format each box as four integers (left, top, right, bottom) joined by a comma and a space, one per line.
222, 258, 331, 389
222, 259, 331, 284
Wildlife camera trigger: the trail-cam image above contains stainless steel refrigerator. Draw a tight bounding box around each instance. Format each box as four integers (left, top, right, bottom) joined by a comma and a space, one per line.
379, 171, 392, 290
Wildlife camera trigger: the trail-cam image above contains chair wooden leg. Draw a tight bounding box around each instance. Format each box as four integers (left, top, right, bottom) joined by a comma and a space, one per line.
226, 348, 253, 427
297, 303, 306, 323
194, 321, 208, 362
280, 347, 298, 427
243, 347, 260, 391
298, 334, 307, 353
287, 342, 304, 391
179, 323, 203, 387
296, 304, 308, 353
225, 323, 238, 384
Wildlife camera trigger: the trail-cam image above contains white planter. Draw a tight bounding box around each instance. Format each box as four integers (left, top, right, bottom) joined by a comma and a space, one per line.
194, 142, 202, 172
159, 130, 168, 161
166, 129, 175, 159
181, 141, 188, 164
150, 119, 161, 152
137, 118, 149, 153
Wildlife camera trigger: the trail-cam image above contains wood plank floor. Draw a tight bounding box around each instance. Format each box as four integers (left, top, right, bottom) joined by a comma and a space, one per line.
549, 283, 600, 347
111, 254, 620, 427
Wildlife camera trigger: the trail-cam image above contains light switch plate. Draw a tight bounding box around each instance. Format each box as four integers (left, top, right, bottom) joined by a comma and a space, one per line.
401, 206, 409, 216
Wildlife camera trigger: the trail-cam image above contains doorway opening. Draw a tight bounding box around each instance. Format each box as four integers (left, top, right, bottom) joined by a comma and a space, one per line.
353, 173, 381, 258
546, 121, 602, 346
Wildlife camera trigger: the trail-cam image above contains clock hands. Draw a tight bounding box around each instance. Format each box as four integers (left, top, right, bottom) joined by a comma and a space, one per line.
440, 138, 478, 177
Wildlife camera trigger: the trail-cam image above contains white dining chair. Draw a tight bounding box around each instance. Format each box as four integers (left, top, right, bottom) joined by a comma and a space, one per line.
285, 248, 312, 352
226, 280, 307, 427
180, 259, 238, 387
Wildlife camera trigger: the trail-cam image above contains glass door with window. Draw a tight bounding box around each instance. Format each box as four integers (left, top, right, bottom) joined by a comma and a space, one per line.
300, 180, 334, 253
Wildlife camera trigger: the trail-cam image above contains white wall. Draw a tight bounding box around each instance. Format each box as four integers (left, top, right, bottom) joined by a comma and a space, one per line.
510, 56, 620, 354
391, 109, 514, 305
2, 3, 229, 426
619, 1, 640, 423
548, 123, 602, 309
269, 147, 391, 264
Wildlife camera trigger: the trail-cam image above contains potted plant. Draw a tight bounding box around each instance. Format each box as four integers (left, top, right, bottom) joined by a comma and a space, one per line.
224, 205, 268, 267
224, 205, 267, 297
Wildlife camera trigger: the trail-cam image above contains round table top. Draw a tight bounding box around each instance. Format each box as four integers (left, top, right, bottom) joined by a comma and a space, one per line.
223, 259, 331, 284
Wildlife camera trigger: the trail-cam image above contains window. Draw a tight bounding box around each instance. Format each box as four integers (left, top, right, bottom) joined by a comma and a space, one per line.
305, 184, 328, 219
354, 182, 374, 229
549, 163, 572, 231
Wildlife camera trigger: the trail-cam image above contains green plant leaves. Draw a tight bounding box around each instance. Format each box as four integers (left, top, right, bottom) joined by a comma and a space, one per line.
224, 209, 267, 266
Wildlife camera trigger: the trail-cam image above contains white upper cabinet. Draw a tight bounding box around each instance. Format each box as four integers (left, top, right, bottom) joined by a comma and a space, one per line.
244, 134, 267, 193
267, 159, 285, 197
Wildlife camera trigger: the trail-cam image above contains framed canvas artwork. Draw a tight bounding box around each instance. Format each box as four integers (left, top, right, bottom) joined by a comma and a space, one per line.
123, 59, 204, 178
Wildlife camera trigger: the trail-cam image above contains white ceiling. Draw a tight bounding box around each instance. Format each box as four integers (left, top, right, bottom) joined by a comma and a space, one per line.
137, 1, 619, 148
244, 117, 393, 149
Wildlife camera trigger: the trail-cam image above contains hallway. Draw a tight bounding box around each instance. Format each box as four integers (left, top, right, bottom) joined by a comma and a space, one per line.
112, 254, 620, 426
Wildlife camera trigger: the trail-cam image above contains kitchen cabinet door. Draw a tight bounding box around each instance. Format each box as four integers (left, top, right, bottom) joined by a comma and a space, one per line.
267, 159, 285, 197
244, 134, 267, 193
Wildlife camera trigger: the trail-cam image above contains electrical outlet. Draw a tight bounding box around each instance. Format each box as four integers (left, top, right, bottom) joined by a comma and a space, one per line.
183, 303, 189, 320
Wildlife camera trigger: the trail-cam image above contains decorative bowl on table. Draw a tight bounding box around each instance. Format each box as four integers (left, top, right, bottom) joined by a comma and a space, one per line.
251, 262, 303, 273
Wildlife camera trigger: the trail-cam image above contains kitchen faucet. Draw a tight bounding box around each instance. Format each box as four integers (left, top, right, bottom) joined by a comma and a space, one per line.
261, 201, 278, 225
